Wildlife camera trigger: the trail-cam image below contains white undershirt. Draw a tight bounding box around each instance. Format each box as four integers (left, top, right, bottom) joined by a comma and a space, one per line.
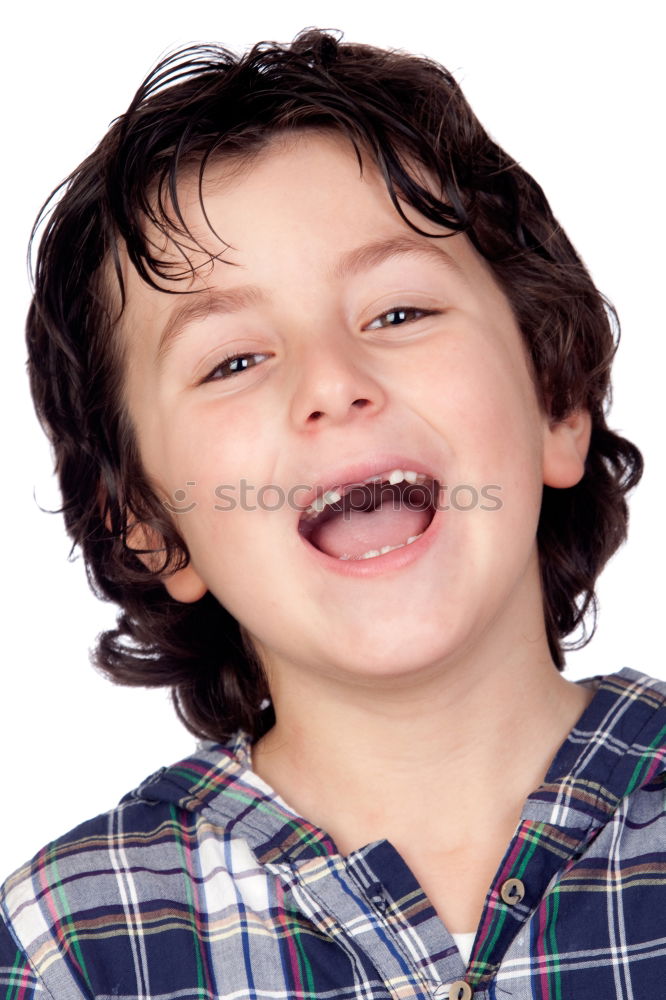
451, 931, 476, 966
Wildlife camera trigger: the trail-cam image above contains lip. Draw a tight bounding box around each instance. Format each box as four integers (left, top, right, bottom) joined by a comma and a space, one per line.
295, 452, 443, 577
294, 454, 443, 515
297, 497, 442, 577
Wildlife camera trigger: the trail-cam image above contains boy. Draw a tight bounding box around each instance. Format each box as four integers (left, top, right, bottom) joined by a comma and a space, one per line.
0, 26, 660, 1000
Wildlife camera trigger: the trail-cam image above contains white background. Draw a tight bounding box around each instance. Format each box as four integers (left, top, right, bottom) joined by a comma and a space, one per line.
1, 0, 663, 876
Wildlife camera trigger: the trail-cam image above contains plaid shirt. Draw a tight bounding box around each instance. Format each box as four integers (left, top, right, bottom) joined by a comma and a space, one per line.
2, 667, 666, 999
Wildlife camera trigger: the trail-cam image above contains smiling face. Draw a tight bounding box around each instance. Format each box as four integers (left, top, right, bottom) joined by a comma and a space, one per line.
121, 131, 588, 687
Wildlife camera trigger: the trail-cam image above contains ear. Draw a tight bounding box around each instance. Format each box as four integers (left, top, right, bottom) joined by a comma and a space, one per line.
162, 561, 208, 604
125, 521, 208, 604
542, 408, 592, 488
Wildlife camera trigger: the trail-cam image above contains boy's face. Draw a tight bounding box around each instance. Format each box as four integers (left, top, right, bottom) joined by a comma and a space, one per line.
121, 131, 587, 686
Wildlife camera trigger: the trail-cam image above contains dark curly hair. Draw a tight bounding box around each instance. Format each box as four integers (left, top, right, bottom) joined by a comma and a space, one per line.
27, 28, 643, 743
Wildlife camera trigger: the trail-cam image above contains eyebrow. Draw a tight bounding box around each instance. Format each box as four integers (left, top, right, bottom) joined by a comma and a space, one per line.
156, 234, 462, 364
157, 285, 266, 364
333, 233, 462, 281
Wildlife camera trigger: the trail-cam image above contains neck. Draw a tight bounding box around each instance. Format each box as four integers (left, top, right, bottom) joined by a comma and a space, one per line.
251, 552, 593, 855
252, 648, 591, 859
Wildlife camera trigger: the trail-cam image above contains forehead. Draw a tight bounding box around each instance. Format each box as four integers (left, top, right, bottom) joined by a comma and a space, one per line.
134, 130, 436, 268
146, 129, 430, 256
116, 130, 504, 357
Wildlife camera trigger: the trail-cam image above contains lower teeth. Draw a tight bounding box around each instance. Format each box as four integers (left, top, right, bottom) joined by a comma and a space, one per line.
338, 533, 424, 561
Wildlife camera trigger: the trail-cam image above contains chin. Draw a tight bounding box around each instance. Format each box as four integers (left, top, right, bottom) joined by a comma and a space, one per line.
324, 629, 457, 685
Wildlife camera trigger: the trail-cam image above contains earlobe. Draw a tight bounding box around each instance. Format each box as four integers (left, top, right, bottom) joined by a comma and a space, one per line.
543, 409, 592, 488
101, 476, 209, 604
125, 521, 208, 604
162, 563, 208, 603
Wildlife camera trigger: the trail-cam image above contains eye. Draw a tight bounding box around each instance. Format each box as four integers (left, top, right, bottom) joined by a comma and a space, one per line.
364, 306, 436, 330
201, 351, 270, 383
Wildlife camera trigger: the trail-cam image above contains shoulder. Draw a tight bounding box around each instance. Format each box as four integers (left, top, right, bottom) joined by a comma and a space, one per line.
569, 668, 666, 830
610, 669, 666, 822
0, 739, 251, 997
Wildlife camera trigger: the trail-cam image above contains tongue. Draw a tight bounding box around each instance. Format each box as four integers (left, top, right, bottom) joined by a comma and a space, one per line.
310, 501, 431, 559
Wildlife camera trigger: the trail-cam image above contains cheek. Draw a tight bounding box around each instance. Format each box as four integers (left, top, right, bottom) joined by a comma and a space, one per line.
181, 504, 289, 632
419, 339, 542, 472
149, 405, 250, 492
165, 429, 283, 562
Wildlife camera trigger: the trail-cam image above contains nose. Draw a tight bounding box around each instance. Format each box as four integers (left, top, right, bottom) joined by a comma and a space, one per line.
290, 337, 385, 430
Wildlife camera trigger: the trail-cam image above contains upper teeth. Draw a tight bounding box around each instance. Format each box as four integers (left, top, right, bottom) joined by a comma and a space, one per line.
302, 468, 429, 520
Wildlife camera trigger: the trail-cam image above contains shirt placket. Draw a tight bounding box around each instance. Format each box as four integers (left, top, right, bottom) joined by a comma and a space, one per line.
273, 841, 470, 1000
466, 814, 601, 993
280, 813, 603, 1000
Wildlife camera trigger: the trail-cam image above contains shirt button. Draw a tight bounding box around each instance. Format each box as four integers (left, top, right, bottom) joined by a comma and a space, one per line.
368, 883, 388, 913
500, 877, 525, 905
447, 981, 473, 1000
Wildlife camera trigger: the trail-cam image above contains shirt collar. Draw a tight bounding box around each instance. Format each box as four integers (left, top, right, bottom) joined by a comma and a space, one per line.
137, 668, 666, 865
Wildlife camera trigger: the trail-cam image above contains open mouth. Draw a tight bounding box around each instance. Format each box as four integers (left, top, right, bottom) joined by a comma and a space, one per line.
298, 467, 440, 561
